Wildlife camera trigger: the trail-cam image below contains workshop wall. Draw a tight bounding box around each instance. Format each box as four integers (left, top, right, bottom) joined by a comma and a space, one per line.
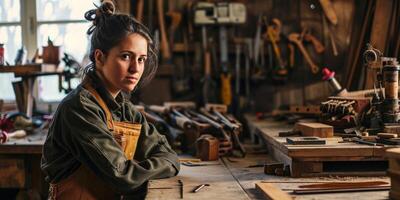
134, 0, 355, 113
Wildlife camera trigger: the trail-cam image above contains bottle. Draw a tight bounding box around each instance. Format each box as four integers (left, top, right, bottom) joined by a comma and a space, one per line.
0, 44, 4, 66
14, 46, 27, 65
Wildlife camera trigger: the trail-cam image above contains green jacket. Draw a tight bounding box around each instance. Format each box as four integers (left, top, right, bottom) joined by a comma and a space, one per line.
41, 72, 180, 195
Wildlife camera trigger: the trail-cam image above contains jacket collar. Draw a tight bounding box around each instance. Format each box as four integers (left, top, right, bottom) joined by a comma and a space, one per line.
87, 71, 123, 112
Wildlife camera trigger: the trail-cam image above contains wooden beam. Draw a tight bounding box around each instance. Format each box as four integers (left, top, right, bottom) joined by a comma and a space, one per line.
255, 182, 293, 200
365, 0, 394, 89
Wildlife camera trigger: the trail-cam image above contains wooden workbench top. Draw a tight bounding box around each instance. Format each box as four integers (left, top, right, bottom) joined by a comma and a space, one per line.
147, 149, 390, 199
244, 114, 391, 158
146, 159, 250, 200
0, 121, 393, 199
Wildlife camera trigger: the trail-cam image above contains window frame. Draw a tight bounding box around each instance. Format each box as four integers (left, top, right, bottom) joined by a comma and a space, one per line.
0, 0, 93, 103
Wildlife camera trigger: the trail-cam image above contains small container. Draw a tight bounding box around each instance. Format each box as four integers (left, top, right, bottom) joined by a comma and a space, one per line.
0, 43, 4, 65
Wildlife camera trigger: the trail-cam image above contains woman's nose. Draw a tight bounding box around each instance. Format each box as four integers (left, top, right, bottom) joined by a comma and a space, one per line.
128, 60, 138, 73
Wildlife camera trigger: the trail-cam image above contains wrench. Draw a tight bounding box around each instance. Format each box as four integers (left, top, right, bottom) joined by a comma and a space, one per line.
288, 33, 319, 74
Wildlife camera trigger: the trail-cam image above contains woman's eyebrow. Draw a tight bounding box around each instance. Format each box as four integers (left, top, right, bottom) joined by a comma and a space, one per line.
120, 50, 147, 57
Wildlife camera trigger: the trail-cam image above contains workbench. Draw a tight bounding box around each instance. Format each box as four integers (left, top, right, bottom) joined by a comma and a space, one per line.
0, 130, 392, 200
0, 64, 63, 117
0, 129, 47, 199
244, 114, 393, 178
147, 149, 390, 200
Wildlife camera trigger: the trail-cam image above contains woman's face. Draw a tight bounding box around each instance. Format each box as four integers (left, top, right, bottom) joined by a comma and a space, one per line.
95, 33, 148, 97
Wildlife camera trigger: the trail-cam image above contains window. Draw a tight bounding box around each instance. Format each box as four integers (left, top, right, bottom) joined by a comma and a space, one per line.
0, 0, 98, 102
0, 0, 22, 101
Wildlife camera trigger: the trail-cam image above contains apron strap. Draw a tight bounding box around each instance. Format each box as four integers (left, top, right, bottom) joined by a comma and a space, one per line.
83, 80, 114, 130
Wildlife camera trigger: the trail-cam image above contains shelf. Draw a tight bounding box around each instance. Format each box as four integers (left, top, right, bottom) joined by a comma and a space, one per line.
0, 64, 62, 76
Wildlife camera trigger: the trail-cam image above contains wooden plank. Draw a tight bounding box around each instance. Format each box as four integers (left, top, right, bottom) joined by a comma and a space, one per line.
245, 114, 391, 177
365, 0, 394, 89
0, 64, 41, 75
247, 115, 383, 158
255, 182, 293, 200
220, 148, 391, 200
294, 122, 334, 138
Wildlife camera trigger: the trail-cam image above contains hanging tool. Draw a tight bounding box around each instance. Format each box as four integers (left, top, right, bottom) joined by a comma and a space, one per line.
193, 2, 246, 25
234, 42, 241, 114
322, 15, 338, 56
201, 27, 217, 104
252, 15, 266, 80
244, 38, 252, 107
219, 26, 232, 106
194, 2, 246, 105
147, 0, 154, 30
304, 33, 325, 54
166, 11, 182, 50
135, 0, 144, 22
319, 0, 338, 25
265, 18, 287, 76
288, 33, 319, 74
156, 0, 171, 61
288, 44, 295, 68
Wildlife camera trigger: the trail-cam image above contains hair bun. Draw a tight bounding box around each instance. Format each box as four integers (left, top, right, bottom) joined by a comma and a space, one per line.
85, 0, 116, 34
97, 0, 115, 17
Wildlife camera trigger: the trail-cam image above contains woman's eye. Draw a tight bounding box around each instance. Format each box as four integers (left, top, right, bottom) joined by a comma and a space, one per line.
138, 57, 146, 63
121, 54, 131, 60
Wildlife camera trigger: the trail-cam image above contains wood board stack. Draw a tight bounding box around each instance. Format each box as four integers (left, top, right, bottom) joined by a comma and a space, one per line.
386, 148, 400, 200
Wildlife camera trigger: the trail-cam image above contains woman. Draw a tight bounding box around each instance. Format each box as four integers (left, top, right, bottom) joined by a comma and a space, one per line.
41, 1, 180, 199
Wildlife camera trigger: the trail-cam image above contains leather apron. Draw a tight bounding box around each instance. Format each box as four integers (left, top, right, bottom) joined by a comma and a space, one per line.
48, 82, 142, 200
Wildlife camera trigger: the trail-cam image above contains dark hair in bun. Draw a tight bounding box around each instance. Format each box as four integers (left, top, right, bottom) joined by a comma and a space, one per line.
83, 0, 158, 89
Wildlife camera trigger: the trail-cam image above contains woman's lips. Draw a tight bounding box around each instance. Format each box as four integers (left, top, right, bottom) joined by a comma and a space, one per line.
126, 76, 138, 83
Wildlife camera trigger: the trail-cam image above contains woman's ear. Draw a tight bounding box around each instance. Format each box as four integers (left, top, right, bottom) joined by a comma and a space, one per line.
94, 49, 105, 67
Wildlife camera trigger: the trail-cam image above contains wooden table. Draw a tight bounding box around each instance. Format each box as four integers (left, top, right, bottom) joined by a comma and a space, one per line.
0, 130, 47, 199
0, 64, 62, 117
146, 159, 250, 200
244, 114, 394, 177
220, 149, 390, 200
148, 143, 391, 200
0, 130, 392, 200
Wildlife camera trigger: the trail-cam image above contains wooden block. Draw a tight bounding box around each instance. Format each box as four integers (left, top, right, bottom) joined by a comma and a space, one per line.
286, 137, 326, 145
295, 122, 333, 138
255, 182, 293, 200
386, 148, 400, 160
196, 135, 219, 161
378, 133, 398, 139
0, 159, 25, 187
361, 136, 377, 142
384, 125, 400, 136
